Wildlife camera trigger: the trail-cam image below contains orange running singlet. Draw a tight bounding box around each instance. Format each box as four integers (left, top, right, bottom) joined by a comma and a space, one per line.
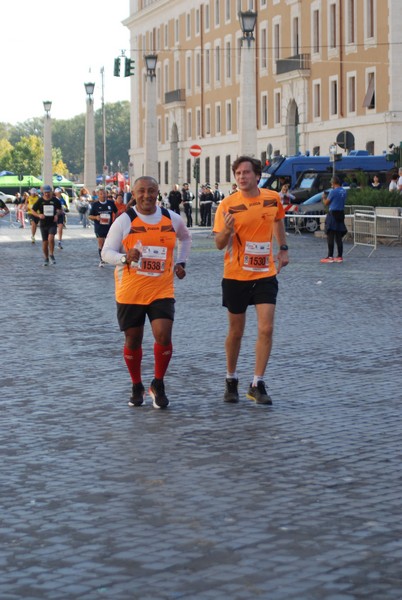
115, 208, 177, 305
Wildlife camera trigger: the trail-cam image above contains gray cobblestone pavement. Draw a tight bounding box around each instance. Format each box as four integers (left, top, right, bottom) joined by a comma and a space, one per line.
1, 214, 402, 599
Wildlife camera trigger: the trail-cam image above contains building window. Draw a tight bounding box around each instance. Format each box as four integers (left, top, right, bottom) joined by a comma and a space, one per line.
347, 74, 356, 113
195, 52, 201, 88
225, 0, 231, 22
157, 117, 161, 143
205, 3, 210, 31
164, 63, 169, 94
164, 161, 169, 185
195, 9, 200, 35
186, 56, 192, 92
206, 106, 211, 135
165, 116, 169, 141
274, 22, 280, 61
366, 0, 374, 38
313, 9, 320, 53
225, 155, 231, 182
215, 156, 220, 182
215, 44, 221, 82
187, 110, 192, 138
175, 19, 179, 43
313, 81, 321, 118
260, 27, 267, 70
236, 36, 242, 76
274, 91, 281, 125
313, 146, 320, 156
366, 140, 375, 155
346, 0, 355, 44
186, 13, 191, 39
196, 108, 201, 137
261, 0, 267, 6
175, 58, 180, 89
187, 158, 191, 183
164, 24, 168, 48
329, 3, 337, 49
261, 93, 268, 127
292, 17, 299, 55
363, 71, 375, 109
215, 0, 220, 27
205, 157, 210, 183
205, 48, 211, 85
226, 101, 232, 132
216, 104, 221, 134
225, 40, 231, 80
330, 78, 338, 116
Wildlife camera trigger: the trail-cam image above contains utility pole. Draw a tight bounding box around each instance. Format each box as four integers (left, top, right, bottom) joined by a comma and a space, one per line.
101, 67, 107, 189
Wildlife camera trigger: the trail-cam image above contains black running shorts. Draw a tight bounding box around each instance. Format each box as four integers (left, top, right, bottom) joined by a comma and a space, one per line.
222, 276, 278, 314
39, 224, 57, 241
116, 298, 175, 330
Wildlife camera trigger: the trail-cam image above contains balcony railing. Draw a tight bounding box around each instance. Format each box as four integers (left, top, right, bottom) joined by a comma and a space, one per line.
165, 89, 186, 104
276, 54, 311, 76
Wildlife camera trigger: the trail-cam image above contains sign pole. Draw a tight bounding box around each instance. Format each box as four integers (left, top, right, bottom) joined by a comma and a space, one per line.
189, 145, 202, 226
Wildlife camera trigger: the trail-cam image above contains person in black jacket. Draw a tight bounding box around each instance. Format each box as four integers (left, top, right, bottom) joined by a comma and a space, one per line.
168, 184, 182, 215
181, 183, 193, 227
199, 184, 214, 226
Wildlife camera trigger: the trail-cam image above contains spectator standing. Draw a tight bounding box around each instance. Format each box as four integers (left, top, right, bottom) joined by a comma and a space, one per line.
181, 183, 193, 227
168, 184, 182, 215
89, 188, 118, 266
199, 184, 214, 226
30, 185, 62, 266
213, 183, 225, 206
229, 183, 238, 195
389, 173, 398, 192
369, 174, 382, 190
320, 176, 347, 264
101, 176, 191, 409
213, 155, 289, 405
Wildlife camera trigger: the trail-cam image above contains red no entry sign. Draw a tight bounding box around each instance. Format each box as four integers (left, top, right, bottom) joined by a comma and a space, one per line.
189, 144, 202, 157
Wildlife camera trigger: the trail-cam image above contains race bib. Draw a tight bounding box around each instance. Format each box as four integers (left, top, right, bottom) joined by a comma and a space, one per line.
43, 205, 54, 217
243, 241, 270, 272
137, 246, 167, 277
99, 212, 110, 225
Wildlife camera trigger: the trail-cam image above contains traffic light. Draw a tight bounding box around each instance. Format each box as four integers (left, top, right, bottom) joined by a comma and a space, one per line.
193, 158, 200, 182
124, 57, 135, 77
114, 57, 121, 77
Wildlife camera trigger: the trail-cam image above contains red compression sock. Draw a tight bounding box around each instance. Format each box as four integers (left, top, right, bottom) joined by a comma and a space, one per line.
123, 346, 142, 383
154, 342, 173, 380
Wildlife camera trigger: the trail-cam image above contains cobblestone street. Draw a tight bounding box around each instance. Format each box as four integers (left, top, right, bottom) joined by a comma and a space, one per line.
1, 215, 402, 599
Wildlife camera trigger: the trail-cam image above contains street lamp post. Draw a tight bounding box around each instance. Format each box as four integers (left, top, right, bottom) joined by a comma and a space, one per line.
84, 82, 97, 191
144, 54, 158, 181
42, 100, 53, 187
238, 10, 258, 156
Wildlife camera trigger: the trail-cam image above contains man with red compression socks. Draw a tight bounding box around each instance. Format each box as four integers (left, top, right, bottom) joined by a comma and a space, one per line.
102, 176, 191, 409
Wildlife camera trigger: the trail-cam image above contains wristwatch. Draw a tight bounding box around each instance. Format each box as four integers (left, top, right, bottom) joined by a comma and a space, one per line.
280, 244, 289, 251
120, 255, 127, 264
176, 262, 186, 269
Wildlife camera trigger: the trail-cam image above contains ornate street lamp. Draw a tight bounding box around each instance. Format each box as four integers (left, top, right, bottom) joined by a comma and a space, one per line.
238, 11, 258, 155
144, 54, 158, 180
239, 10, 257, 47
84, 81, 97, 191
144, 54, 158, 81
42, 101, 53, 187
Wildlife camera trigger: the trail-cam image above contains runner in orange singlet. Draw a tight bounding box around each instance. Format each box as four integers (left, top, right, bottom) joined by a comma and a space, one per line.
102, 176, 191, 409
213, 156, 289, 405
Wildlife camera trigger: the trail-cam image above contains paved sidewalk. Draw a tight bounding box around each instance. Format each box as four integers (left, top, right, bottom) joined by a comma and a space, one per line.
1, 216, 402, 599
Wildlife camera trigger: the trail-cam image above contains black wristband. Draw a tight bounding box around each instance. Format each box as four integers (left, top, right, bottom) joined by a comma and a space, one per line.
176, 262, 186, 268
280, 244, 289, 251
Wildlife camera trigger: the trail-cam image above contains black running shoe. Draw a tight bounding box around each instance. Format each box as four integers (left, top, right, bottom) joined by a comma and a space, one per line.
246, 381, 273, 405
223, 378, 239, 403
128, 382, 145, 407
149, 378, 169, 409
50, 255, 56, 265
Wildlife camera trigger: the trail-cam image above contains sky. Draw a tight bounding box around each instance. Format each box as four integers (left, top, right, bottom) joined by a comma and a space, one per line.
1, 0, 131, 125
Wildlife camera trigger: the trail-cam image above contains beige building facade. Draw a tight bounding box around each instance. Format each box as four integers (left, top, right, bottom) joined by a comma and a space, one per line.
124, 0, 402, 192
